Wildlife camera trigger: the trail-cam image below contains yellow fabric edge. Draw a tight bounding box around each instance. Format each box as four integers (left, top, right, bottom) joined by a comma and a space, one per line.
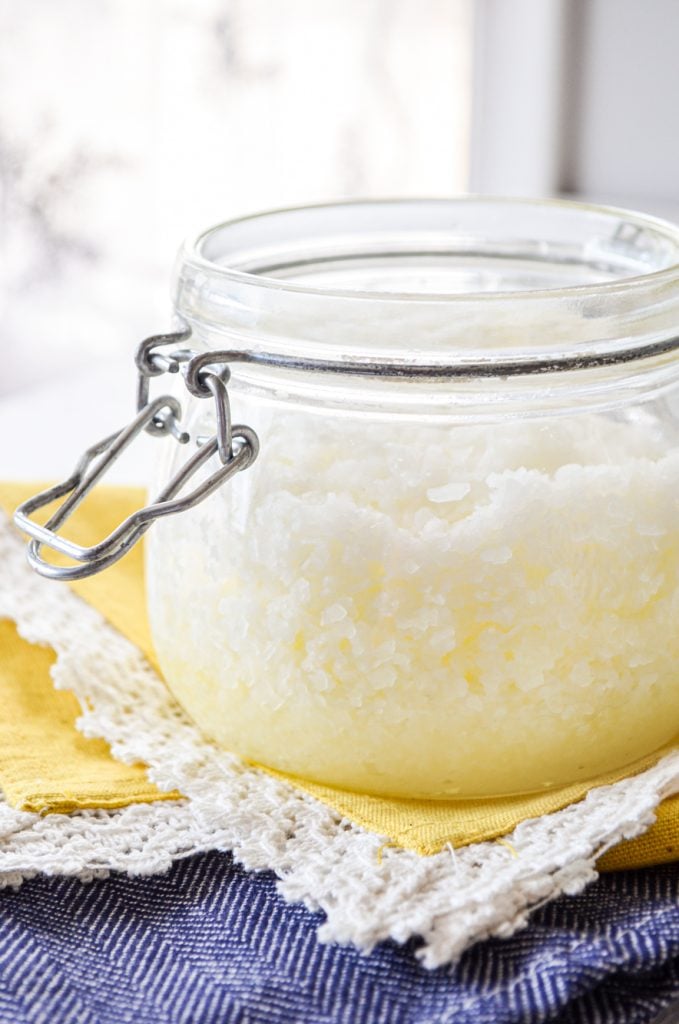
2, 481, 677, 869
0, 618, 180, 814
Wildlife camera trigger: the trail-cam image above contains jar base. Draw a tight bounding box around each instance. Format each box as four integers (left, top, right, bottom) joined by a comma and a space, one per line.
249, 736, 676, 803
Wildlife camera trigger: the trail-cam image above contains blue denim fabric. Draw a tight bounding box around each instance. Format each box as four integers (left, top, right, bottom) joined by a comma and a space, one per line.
0, 853, 677, 1024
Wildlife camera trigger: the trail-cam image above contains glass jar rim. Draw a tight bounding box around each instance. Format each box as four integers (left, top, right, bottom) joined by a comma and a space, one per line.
173, 197, 679, 416
183, 195, 679, 304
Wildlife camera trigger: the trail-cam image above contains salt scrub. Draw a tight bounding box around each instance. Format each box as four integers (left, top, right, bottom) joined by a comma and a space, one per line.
147, 410, 679, 798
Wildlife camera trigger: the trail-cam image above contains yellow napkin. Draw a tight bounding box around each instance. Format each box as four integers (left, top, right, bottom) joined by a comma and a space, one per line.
0, 619, 180, 812
1, 482, 677, 869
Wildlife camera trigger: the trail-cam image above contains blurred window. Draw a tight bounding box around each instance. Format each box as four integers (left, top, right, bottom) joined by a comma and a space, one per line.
0, 0, 473, 395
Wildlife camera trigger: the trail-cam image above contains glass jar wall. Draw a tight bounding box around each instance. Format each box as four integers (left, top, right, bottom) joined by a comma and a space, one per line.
146, 199, 679, 798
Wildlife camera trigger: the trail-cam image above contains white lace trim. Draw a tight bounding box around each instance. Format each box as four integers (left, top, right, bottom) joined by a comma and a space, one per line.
2, 514, 678, 967
0, 794, 214, 888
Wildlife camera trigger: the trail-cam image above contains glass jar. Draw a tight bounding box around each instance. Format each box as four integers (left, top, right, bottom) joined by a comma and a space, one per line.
143, 198, 679, 799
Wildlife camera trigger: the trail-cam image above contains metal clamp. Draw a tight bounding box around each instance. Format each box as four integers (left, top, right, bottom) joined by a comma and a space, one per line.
135, 326, 193, 442
13, 326, 259, 580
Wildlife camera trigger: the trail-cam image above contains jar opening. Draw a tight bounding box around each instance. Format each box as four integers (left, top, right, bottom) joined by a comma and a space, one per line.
174, 198, 679, 417
191, 197, 679, 301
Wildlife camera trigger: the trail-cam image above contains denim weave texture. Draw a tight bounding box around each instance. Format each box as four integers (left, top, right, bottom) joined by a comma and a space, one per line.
0, 853, 677, 1024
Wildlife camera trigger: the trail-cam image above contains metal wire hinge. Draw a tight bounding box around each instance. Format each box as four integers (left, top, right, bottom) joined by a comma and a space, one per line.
13, 326, 260, 580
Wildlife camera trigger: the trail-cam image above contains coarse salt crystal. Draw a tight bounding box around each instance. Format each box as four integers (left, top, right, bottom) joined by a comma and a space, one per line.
321, 603, 348, 625
427, 481, 471, 503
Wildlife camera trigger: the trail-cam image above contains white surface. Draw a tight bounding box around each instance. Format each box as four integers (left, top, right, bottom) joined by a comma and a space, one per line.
0, 359, 151, 484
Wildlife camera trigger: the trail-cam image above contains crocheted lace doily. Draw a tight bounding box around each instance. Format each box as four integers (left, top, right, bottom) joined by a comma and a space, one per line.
0, 794, 214, 889
2, 515, 678, 968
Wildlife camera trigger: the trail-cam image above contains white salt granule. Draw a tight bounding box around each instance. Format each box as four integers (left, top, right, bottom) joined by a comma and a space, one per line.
147, 410, 679, 798
480, 545, 513, 564
321, 603, 348, 625
426, 481, 471, 503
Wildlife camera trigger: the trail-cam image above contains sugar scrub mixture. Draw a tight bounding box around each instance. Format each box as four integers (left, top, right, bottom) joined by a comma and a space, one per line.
147, 409, 679, 798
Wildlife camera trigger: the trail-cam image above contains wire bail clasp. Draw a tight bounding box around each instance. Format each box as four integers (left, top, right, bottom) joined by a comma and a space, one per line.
13, 327, 259, 581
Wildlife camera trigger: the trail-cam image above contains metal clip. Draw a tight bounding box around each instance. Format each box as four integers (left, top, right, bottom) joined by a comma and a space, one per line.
200, 370, 233, 464
13, 394, 259, 581
135, 327, 193, 441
